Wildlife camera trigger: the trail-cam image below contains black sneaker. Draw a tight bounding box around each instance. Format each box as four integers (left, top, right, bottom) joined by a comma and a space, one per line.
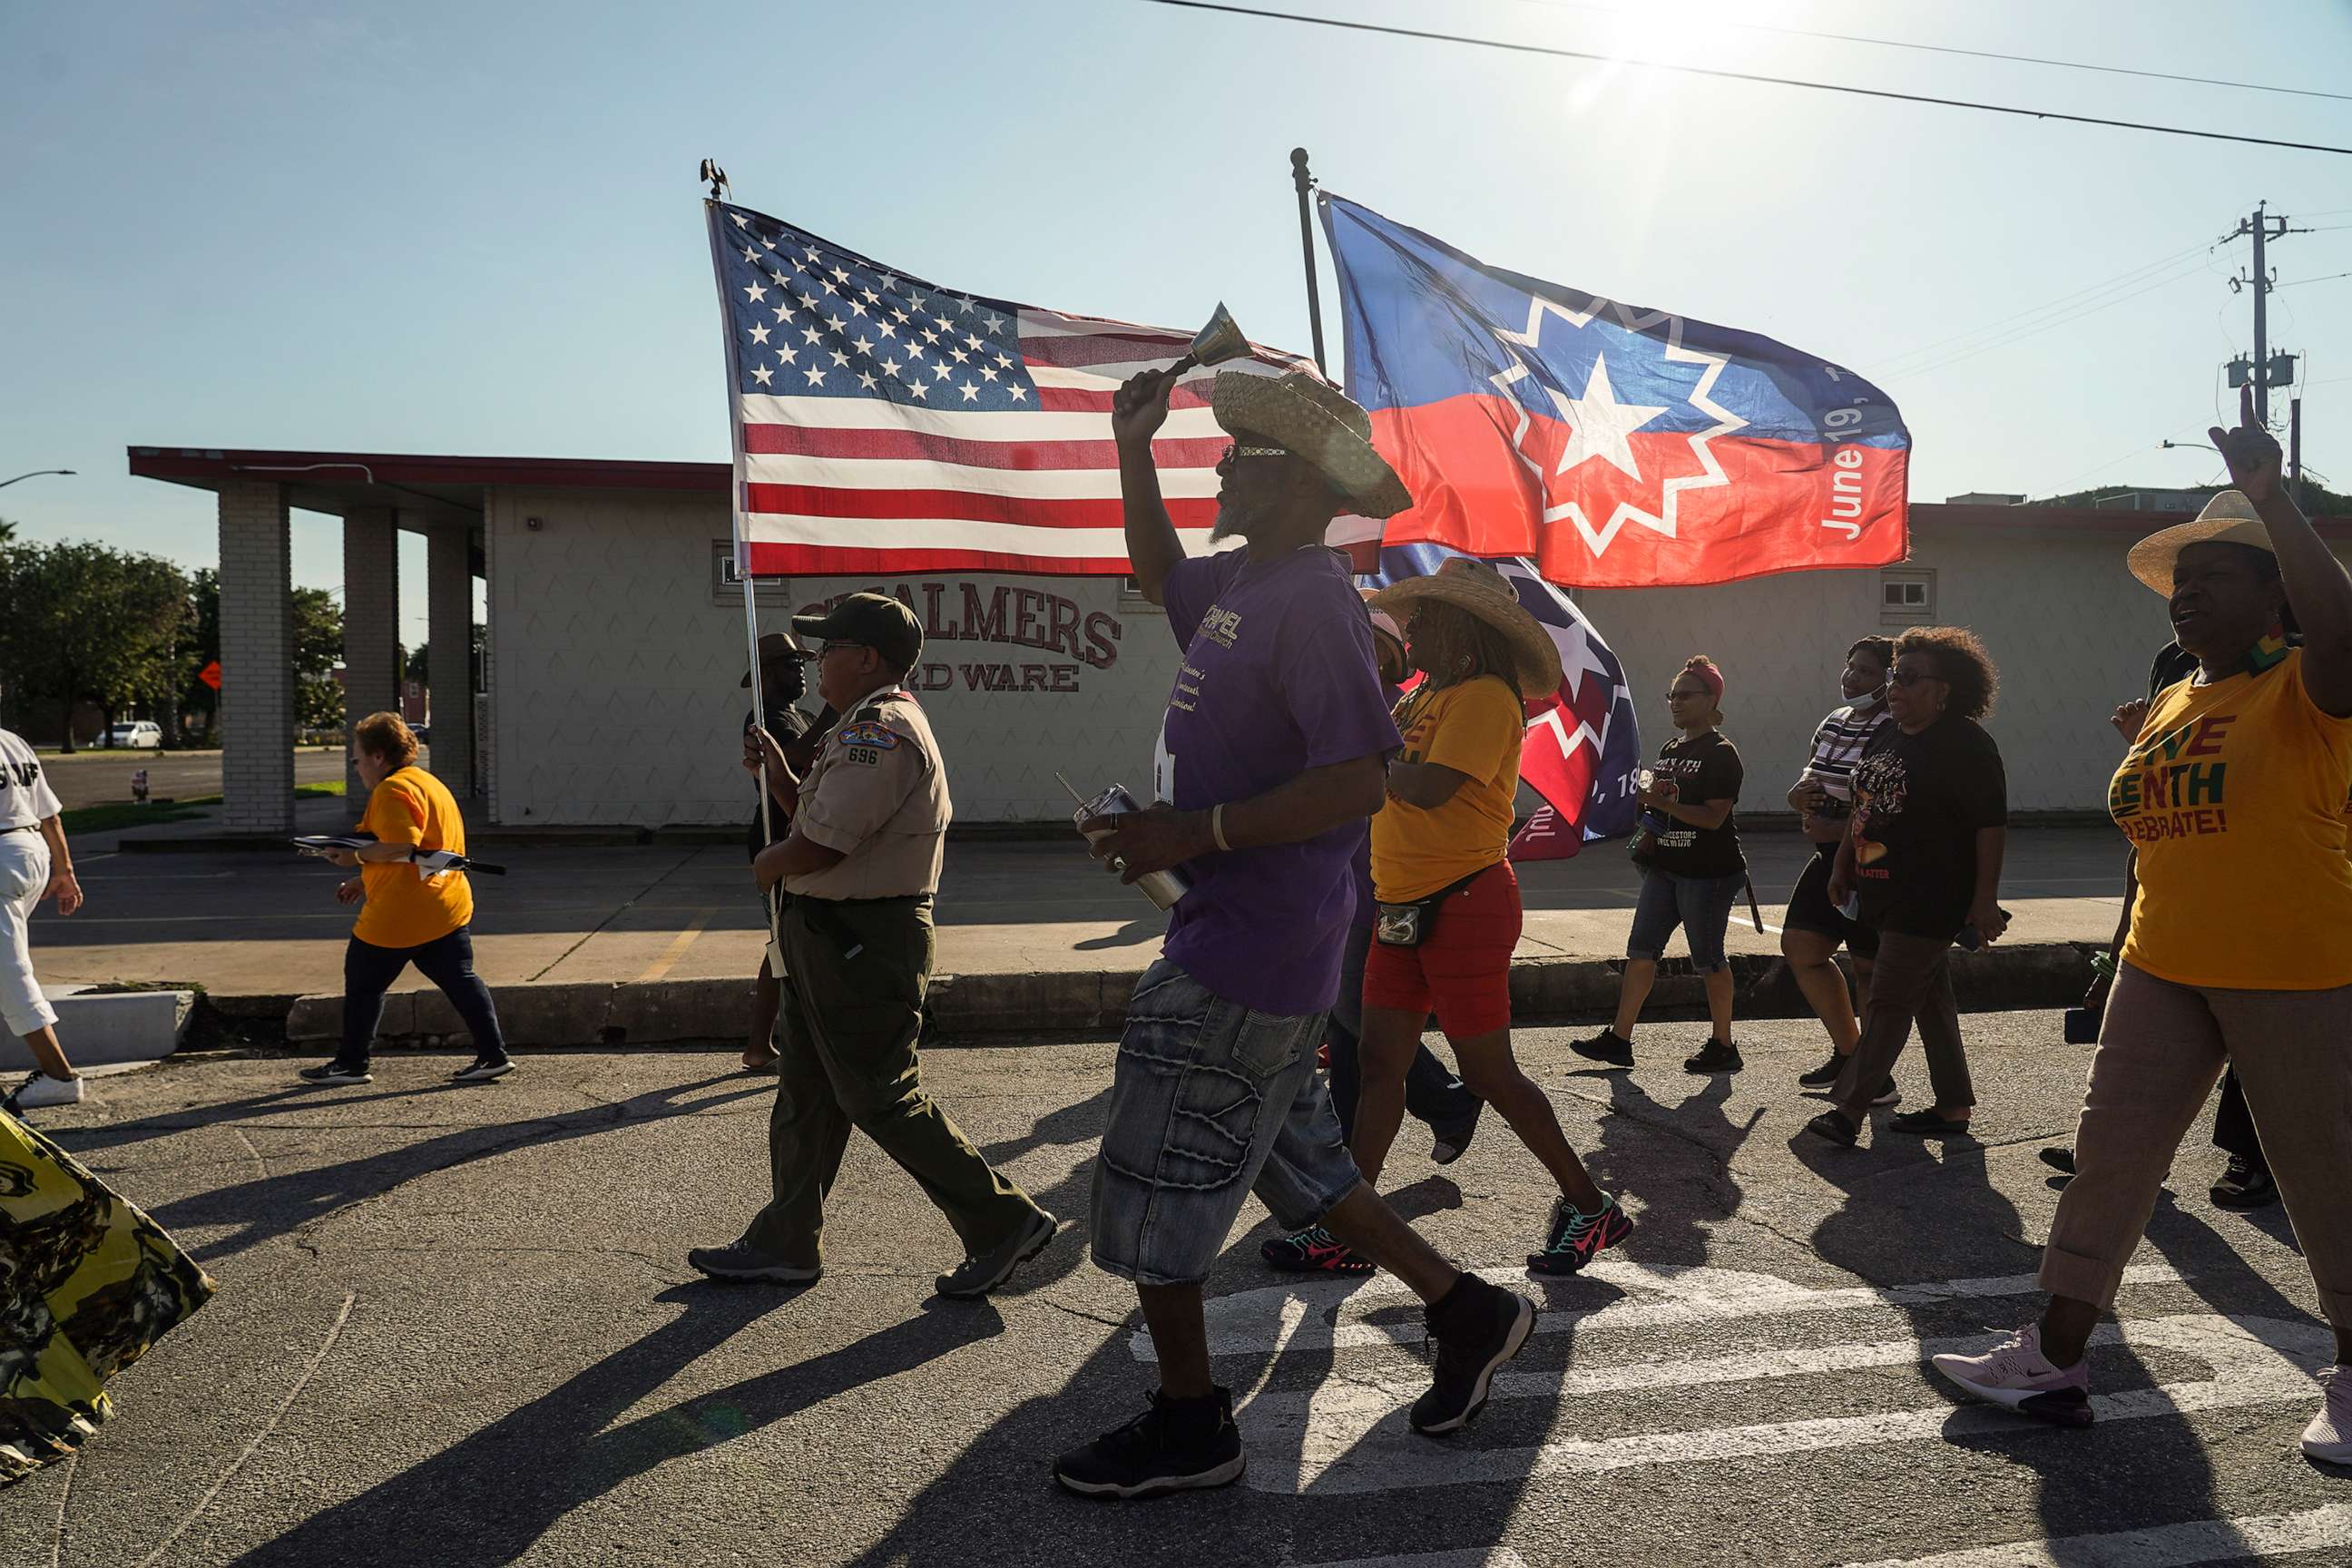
1568, 1028, 1633, 1069
1798, 1052, 1849, 1088
2039, 1146, 2077, 1175
2210, 1154, 2278, 1210
1805, 1108, 1859, 1147
299, 1060, 373, 1086
1682, 1037, 1742, 1074
936, 1206, 1057, 1298
1869, 1078, 1902, 1108
1413, 1274, 1536, 1433
1429, 1101, 1483, 1166
451, 1055, 514, 1083
1054, 1387, 1245, 1498
1259, 1226, 1373, 1275
1526, 1193, 1634, 1277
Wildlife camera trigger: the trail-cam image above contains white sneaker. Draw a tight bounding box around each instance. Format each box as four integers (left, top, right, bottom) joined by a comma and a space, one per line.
2304, 1364, 2352, 1465
7, 1072, 86, 1111
1929, 1323, 2093, 1427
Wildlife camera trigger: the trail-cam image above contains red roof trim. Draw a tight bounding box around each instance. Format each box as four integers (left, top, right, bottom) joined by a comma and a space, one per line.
126, 446, 729, 493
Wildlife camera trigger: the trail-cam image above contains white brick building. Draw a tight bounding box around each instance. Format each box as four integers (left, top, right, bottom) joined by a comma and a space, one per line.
128, 446, 2344, 832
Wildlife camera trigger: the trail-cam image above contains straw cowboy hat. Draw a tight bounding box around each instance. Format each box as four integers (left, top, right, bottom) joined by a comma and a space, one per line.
1357, 588, 1406, 661
2128, 490, 2275, 595
1367, 558, 1564, 693
1212, 368, 1414, 519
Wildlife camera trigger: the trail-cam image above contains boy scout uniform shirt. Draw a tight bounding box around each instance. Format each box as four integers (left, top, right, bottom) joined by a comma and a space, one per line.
0, 730, 62, 828
786, 690, 951, 899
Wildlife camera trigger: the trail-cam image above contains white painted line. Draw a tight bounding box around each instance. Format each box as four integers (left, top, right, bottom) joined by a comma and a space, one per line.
1139, 1260, 2190, 1363
1237, 1312, 2331, 1494
1839, 1503, 2352, 1568
1294, 1553, 1528, 1568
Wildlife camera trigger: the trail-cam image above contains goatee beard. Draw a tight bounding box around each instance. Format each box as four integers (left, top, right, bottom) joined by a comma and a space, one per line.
1210, 507, 1249, 544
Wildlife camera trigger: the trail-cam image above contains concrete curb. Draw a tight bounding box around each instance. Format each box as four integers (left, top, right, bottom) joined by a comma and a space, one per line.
260, 941, 2095, 1051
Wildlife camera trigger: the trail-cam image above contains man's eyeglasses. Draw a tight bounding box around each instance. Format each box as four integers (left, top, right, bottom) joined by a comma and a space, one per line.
1887, 669, 1944, 688
793, 642, 865, 661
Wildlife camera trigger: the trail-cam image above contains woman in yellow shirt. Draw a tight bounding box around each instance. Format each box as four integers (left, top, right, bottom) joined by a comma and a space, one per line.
299, 712, 511, 1087
1352, 559, 1631, 1280
1933, 387, 2352, 1466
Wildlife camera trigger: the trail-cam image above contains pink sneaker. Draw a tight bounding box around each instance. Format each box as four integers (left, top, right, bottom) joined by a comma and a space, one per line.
2305, 1364, 2352, 1465
1929, 1324, 2093, 1427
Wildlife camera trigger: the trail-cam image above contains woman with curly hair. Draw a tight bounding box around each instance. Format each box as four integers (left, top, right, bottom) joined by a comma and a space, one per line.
1807, 626, 2009, 1147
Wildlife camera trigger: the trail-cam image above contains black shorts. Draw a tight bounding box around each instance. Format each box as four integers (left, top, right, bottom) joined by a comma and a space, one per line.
1783, 840, 1879, 959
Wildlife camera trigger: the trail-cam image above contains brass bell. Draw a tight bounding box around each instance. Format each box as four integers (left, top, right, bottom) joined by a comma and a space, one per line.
1168, 302, 1248, 377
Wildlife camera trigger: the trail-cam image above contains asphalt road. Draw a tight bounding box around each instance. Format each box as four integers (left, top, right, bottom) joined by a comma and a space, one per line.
6, 1016, 2343, 1567
41, 748, 346, 810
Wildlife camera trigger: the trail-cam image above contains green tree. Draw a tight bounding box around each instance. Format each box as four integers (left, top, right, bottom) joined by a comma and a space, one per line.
1, 541, 192, 751
405, 622, 486, 697
292, 587, 344, 734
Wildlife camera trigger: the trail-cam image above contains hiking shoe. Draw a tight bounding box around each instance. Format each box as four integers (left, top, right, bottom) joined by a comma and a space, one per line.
1413, 1274, 1536, 1433
5, 1072, 85, 1112
686, 1240, 821, 1286
1805, 1108, 1859, 1148
1429, 1101, 1483, 1166
451, 1055, 515, 1083
299, 1060, 373, 1086
2304, 1365, 2352, 1465
1869, 1078, 1902, 1108
1682, 1037, 1743, 1074
1798, 1052, 1849, 1088
2040, 1146, 2076, 1175
1930, 1324, 2093, 1427
1054, 1386, 1244, 1498
936, 1205, 1057, 1299
1568, 1028, 1633, 1069
2211, 1154, 2278, 1211
1526, 1193, 1633, 1278
1259, 1226, 1372, 1276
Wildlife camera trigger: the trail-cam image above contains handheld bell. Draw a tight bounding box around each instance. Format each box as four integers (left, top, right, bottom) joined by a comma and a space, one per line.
1167, 302, 1248, 377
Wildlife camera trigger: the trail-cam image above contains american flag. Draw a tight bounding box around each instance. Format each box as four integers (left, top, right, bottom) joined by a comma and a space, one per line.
1373, 543, 1642, 859
704, 201, 1315, 575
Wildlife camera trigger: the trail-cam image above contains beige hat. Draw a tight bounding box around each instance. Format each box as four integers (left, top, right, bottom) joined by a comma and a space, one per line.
1367, 557, 1564, 694
1212, 369, 1413, 519
2128, 490, 2274, 595
740, 629, 801, 687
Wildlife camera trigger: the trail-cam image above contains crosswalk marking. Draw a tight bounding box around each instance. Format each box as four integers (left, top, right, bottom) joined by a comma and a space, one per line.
1293, 1553, 1528, 1568
1839, 1503, 2352, 1568
1139, 1259, 2190, 1363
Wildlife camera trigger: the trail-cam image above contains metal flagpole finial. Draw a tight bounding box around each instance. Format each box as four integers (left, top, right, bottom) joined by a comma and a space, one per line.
699, 158, 730, 201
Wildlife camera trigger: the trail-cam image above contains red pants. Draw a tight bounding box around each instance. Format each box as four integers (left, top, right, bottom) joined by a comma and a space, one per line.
1362, 861, 1522, 1037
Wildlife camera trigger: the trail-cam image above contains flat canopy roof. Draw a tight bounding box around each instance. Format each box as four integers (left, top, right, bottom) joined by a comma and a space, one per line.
127, 444, 2343, 537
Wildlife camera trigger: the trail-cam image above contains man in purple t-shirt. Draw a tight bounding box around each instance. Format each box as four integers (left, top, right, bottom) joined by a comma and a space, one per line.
1051, 365, 1536, 1501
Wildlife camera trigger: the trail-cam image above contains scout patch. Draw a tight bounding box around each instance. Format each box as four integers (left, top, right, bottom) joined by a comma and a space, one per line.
837, 720, 899, 750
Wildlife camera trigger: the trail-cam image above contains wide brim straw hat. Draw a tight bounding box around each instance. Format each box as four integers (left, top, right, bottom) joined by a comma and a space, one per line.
2127, 490, 2275, 595
1367, 558, 1564, 693
1212, 369, 1414, 520
1357, 587, 1406, 660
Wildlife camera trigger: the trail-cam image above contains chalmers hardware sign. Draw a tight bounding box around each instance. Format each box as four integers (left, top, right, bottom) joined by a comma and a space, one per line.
803, 580, 1127, 695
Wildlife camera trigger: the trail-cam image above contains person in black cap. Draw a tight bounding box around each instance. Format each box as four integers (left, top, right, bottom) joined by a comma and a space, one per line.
739, 629, 832, 1072
690, 592, 1056, 1298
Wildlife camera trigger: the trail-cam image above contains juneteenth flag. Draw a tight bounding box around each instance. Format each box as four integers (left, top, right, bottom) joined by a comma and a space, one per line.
1322, 194, 1909, 589
1373, 543, 1642, 859
702, 201, 1316, 576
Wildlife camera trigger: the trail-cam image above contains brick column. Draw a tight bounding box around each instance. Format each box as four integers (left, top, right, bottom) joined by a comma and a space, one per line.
218, 479, 296, 833
341, 505, 401, 816
426, 526, 477, 799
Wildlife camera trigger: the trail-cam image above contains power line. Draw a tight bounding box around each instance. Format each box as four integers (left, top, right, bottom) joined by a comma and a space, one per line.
2278, 269, 2352, 290
1886, 259, 2213, 380
1506, 0, 2352, 103
1141, 1, 2352, 156
1867, 243, 2212, 375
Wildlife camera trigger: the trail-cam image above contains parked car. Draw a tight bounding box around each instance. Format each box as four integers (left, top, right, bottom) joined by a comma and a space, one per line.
104, 721, 163, 749
412, 724, 432, 747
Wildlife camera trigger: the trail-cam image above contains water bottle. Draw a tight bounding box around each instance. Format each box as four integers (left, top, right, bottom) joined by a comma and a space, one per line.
1061, 777, 1191, 911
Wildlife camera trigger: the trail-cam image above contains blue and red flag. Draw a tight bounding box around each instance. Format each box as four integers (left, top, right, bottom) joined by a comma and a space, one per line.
1373, 543, 1642, 859
1323, 194, 1909, 589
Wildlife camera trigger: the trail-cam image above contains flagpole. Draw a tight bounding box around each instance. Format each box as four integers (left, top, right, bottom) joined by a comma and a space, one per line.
1289, 148, 1328, 376
703, 185, 788, 980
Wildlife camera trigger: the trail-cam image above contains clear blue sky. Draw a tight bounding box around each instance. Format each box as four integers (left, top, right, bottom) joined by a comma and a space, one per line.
5, 0, 2348, 645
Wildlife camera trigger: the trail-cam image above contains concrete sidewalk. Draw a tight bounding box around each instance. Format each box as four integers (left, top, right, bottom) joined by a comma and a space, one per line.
38, 825, 2130, 1043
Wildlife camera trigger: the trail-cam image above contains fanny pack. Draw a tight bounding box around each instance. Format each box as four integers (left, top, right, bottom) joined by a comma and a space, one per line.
1374, 867, 1491, 948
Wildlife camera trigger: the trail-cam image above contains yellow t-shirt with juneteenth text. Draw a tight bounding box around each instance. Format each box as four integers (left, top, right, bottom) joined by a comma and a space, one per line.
2110, 647, 2352, 990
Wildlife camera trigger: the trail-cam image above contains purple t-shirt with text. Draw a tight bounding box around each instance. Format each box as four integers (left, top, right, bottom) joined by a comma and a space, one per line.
1156, 546, 1401, 1014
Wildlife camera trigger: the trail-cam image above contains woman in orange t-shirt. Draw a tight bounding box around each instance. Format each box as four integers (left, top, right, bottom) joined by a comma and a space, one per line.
299, 712, 510, 1088
1353, 559, 1630, 1282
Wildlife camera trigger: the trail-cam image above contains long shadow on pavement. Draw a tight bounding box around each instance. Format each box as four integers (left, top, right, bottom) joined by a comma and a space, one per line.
230, 1288, 1000, 1568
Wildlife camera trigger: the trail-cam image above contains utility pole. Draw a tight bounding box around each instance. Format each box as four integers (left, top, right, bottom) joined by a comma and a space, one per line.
2228, 203, 2298, 426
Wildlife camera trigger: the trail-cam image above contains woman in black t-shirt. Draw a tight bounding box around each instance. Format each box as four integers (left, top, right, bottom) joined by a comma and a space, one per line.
1571, 655, 1749, 1074
1807, 627, 2010, 1147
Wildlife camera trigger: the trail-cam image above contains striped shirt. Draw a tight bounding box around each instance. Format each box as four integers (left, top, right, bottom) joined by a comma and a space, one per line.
1797, 701, 1892, 811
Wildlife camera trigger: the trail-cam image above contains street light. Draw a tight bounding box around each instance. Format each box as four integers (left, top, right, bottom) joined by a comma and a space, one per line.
0, 469, 75, 489
2159, 440, 2220, 455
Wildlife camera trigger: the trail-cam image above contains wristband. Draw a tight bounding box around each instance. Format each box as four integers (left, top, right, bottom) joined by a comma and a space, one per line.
1210, 803, 1231, 852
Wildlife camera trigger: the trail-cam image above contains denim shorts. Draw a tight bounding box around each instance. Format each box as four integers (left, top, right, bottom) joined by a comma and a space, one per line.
1091, 959, 1366, 1287
1626, 867, 1745, 972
